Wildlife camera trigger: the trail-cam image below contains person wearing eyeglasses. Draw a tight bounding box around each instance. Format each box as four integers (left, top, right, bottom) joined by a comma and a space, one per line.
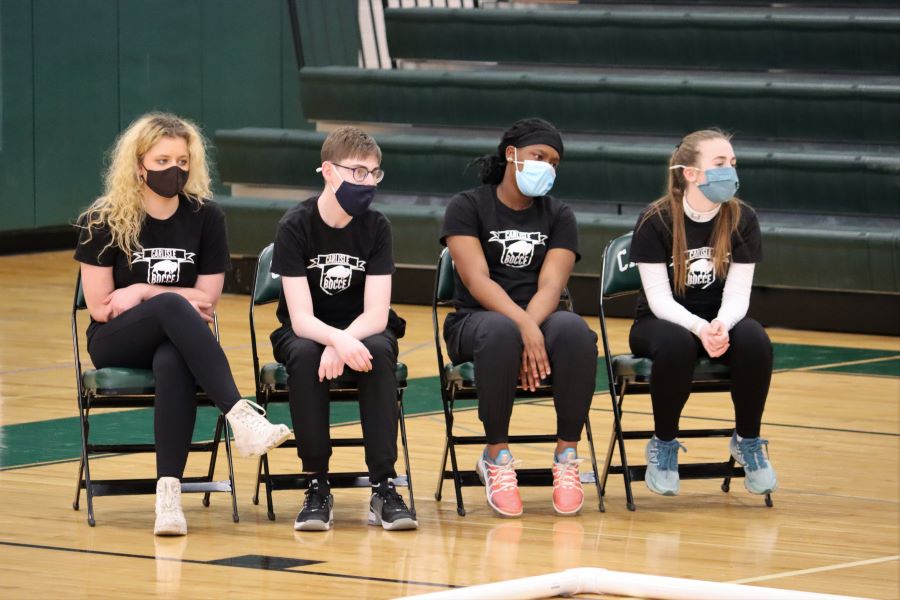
269, 126, 416, 532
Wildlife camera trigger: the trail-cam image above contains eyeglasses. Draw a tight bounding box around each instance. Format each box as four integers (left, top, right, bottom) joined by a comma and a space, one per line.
332, 162, 385, 184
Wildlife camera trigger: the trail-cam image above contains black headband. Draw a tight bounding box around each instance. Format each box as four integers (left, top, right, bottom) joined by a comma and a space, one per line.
502, 118, 564, 160
511, 129, 564, 159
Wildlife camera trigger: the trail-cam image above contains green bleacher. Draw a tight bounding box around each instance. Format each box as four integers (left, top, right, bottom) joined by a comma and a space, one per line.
215, 1, 900, 328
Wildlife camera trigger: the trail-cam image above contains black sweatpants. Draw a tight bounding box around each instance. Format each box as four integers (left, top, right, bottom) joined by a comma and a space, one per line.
272, 327, 400, 484
444, 310, 598, 445
87, 293, 241, 479
629, 316, 773, 441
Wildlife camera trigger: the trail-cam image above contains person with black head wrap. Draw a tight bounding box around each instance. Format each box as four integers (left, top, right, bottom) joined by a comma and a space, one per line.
439, 118, 598, 518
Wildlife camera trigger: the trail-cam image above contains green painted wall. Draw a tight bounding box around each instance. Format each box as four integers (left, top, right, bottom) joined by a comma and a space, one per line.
0, 0, 354, 234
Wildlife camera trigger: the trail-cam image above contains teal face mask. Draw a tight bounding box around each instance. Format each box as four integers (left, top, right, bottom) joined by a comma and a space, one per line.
670, 165, 740, 204
511, 148, 556, 197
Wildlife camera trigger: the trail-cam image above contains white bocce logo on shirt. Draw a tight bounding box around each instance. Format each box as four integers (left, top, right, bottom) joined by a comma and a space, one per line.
682, 247, 716, 289
132, 248, 195, 285
308, 253, 366, 295
488, 230, 548, 268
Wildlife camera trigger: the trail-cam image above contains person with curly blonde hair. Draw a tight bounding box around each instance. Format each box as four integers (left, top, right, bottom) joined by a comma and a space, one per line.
75, 113, 290, 536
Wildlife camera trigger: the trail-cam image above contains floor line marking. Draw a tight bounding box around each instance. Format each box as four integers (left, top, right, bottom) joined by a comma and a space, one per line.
0, 540, 456, 589
728, 554, 900, 584
775, 354, 900, 374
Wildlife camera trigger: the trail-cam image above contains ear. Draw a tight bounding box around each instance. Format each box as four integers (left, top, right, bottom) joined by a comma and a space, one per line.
504, 145, 516, 162
682, 166, 699, 184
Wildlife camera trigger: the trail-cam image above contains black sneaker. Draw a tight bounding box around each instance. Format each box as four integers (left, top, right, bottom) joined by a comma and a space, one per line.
369, 481, 418, 531
294, 480, 333, 531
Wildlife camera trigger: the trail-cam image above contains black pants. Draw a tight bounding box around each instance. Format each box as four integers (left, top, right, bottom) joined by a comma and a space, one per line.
272, 327, 400, 484
87, 293, 241, 479
629, 316, 773, 441
444, 310, 598, 445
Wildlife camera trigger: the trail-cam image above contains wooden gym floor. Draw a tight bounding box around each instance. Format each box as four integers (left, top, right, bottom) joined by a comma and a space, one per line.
0, 251, 897, 599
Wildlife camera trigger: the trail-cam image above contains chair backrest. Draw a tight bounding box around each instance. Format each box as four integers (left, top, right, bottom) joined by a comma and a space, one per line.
253, 243, 283, 305
435, 247, 455, 303
600, 232, 641, 299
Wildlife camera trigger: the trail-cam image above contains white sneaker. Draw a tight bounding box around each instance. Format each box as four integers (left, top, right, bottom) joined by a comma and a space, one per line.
154, 477, 187, 536
226, 399, 292, 458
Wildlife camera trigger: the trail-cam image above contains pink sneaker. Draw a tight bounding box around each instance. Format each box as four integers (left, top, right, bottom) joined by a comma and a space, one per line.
476, 450, 523, 517
552, 448, 584, 516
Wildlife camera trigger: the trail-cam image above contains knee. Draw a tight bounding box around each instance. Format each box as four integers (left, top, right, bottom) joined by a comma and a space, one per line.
149, 292, 194, 316
547, 312, 598, 354
729, 319, 772, 362
475, 313, 522, 354
283, 337, 322, 373
650, 325, 697, 367
362, 334, 397, 369
152, 343, 189, 375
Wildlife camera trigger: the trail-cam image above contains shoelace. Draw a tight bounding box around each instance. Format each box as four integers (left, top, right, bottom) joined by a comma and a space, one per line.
304, 485, 329, 511
649, 440, 687, 471
159, 484, 180, 512
237, 400, 271, 434
487, 459, 520, 493
553, 458, 584, 490
739, 437, 770, 471
377, 484, 410, 513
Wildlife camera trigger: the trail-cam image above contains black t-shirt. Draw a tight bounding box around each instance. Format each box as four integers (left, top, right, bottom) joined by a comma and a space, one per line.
75, 195, 230, 288
440, 184, 580, 310
271, 196, 395, 331
630, 204, 762, 321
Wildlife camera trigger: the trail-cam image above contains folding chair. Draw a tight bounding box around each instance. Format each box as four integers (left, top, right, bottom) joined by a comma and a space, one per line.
249, 243, 415, 521
71, 275, 238, 527
432, 248, 603, 516
597, 232, 773, 511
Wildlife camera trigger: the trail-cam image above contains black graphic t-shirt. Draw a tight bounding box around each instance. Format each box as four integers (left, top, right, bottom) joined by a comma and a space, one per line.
630, 205, 762, 322
271, 196, 395, 331
74, 194, 230, 292
440, 184, 580, 310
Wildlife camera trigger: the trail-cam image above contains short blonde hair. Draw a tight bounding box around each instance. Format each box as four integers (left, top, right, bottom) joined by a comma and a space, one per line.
321, 126, 382, 164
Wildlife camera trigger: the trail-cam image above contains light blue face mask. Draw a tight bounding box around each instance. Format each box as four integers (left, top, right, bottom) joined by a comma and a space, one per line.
671, 165, 739, 204
511, 148, 556, 197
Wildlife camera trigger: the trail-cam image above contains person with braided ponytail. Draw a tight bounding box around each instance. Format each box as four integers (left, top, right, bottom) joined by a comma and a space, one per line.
629, 128, 778, 498
440, 118, 599, 518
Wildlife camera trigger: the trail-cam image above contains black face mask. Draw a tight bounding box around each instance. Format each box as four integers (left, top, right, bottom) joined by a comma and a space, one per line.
143, 165, 189, 198
334, 180, 376, 217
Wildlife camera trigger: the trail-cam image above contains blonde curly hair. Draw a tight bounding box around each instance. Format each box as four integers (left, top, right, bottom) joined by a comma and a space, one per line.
77, 113, 212, 263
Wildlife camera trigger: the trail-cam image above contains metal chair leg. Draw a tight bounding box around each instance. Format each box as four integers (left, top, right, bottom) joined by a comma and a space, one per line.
443, 393, 466, 516
397, 392, 415, 517
435, 436, 449, 501
222, 420, 239, 523
73, 454, 84, 511
262, 453, 276, 521
612, 386, 635, 511
203, 415, 224, 508
722, 455, 736, 493
252, 456, 263, 505
584, 416, 604, 512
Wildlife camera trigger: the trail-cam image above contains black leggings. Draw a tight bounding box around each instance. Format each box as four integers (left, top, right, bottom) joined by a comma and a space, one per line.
87, 293, 241, 479
272, 327, 400, 484
629, 316, 773, 441
444, 310, 598, 445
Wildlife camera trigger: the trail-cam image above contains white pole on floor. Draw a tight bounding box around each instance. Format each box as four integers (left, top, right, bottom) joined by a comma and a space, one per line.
396, 567, 869, 600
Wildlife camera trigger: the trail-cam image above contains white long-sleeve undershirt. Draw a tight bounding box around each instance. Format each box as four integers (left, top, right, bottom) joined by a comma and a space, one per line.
637, 262, 755, 337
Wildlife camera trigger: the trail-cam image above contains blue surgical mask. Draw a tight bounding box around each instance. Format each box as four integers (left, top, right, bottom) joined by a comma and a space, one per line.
698, 166, 739, 203
511, 148, 556, 197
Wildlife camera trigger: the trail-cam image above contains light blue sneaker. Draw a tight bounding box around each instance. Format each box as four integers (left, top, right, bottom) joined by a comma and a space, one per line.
645, 436, 686, 496
730, 434, 778, 495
